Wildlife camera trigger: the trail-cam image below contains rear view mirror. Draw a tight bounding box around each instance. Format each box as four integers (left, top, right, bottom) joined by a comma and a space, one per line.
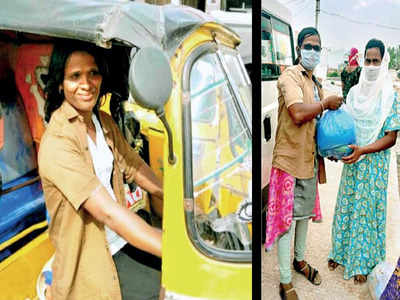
128, 47, 176, 164
129, 47, 172, 112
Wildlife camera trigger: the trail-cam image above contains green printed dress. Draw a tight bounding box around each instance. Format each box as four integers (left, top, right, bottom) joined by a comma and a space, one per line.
329, 94, 400, 280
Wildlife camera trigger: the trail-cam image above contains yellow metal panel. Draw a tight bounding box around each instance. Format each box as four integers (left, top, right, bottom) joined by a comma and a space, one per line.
0, 232, 54, 300
99, 94, 111, 115
123, 102, 165, 181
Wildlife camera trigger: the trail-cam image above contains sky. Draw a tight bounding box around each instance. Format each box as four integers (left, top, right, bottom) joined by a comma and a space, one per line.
276, 0, 400, 67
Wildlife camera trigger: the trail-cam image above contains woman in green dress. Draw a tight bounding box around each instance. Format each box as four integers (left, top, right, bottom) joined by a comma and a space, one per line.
340, 47, 361, 102
328, 39, 400, 284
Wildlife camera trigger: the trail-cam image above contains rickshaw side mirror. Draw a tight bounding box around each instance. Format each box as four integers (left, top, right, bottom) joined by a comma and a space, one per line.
128, 47, 172, 111
128, 47, 176, 165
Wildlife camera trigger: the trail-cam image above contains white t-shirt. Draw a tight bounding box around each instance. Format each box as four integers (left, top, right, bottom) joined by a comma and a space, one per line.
87, 114, 127, 255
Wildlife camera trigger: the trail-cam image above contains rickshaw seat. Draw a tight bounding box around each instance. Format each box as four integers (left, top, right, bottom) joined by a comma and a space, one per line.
0, 171, 46, 261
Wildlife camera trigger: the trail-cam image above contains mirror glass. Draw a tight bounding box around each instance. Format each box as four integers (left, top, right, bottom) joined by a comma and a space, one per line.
128, 47, 173, 111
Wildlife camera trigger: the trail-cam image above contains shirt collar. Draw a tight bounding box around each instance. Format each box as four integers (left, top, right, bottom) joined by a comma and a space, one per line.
97, 111, 110, 135
59, 100, 110, 135
60, 101, 80, 121
297, 63, 312, 78
296, 64, 322, 89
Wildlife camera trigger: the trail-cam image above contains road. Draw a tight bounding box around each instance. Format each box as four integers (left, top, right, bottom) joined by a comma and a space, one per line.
261, 82, 400, 300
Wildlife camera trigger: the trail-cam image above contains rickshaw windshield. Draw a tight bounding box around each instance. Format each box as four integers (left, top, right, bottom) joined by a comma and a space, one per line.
186, 48, 252, 260
220, 49, 252, 127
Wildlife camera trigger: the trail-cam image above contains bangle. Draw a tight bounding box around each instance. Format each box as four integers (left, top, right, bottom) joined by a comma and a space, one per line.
319, 101, 324, 114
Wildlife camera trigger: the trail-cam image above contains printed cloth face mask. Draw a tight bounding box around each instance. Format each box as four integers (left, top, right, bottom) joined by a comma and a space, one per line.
300, 49, 321, 70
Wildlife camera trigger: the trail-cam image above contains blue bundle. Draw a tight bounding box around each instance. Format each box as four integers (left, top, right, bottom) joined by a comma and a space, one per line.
317, 108, 356, 160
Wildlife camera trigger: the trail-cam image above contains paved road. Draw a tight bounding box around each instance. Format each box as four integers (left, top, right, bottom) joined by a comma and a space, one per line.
261, 84, 400, 299
262, 148, 400, 300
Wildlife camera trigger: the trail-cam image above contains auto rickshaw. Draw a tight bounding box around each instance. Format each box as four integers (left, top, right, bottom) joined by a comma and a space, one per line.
0, 1, 252, 299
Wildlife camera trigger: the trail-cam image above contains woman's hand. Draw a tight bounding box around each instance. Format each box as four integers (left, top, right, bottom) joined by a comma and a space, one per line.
45, 285, 52, 300
134, 164, 163, 218
322, 95, 343, 111
341, 145, 363, 164
83, 186, 162, 257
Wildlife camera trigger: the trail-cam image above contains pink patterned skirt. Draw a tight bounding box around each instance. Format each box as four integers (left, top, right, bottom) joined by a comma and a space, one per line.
265, 167, 322, 250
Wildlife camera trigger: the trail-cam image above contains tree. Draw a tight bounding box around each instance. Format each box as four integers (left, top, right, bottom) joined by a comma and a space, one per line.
145, 0, 171, 4
181, 0, 206, 10
388, 45, 400, 70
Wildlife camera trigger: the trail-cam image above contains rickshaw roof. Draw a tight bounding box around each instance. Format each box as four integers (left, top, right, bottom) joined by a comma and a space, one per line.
0, 0, 229, 57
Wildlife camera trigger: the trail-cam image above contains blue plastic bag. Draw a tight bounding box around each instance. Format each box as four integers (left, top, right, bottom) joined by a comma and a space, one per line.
317, 108, 356, 160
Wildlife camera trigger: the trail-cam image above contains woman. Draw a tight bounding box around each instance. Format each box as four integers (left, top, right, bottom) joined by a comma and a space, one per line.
38, 41, 163, 299
328, 39, 400, 284
265, 27, 342, 300
341, 47, 362, 101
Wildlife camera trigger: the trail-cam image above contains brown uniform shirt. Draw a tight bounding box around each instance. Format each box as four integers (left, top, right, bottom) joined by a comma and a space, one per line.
38, 101, 146, 299
272, 64, 326, 183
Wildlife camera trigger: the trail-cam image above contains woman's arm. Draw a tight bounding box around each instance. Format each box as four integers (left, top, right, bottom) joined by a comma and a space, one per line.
39, 123, 162, 257
83, 186, 162, 257
101, 112, 164, 217
342, 131, 397, 164
288, 95, 343, 126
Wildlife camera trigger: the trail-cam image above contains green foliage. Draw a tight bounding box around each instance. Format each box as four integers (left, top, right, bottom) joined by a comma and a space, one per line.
388, 45, 400, 70
327, 71, 339, 77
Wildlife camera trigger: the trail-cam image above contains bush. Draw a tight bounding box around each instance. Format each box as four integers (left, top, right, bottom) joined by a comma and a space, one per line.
327, 71, 339, 77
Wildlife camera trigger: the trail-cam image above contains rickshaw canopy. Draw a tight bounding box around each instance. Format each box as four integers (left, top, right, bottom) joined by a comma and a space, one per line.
0, 0, 239, 58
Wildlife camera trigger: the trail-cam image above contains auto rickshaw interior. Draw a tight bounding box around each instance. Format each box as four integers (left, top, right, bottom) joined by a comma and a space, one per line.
0, 31, 162, 266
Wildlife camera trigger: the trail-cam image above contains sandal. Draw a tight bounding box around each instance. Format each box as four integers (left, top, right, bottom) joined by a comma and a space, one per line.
354, 274, 367, 285
279, 283, 298, 300
293, 259, 322, 286
328, 259, 339, 271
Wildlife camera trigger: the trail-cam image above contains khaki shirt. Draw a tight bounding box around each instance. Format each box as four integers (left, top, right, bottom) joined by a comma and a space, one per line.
38, 101, 145, 299
272, 64, 326, 183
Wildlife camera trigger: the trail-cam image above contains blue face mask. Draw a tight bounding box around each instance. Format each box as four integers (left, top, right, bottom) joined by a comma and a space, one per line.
300, 49, 321, 70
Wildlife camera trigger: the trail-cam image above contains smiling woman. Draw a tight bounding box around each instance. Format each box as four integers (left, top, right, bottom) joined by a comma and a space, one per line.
44, 42, 109, 123
61, 51, 103, 142
62, 52, 102, 113
38, 41, 164, 299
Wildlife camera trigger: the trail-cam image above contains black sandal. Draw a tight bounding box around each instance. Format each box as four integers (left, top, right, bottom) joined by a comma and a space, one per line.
279, 283, 298, 300
293, 259, 322, 285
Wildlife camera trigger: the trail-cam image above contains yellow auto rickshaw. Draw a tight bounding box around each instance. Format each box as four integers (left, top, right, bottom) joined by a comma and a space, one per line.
0, 1, 252, 299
